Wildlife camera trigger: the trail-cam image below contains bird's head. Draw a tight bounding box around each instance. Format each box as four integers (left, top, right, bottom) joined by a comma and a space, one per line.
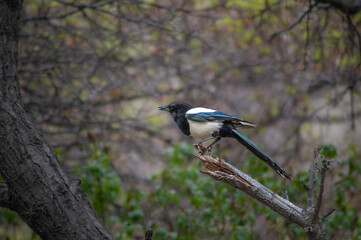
158, 101, 192, 119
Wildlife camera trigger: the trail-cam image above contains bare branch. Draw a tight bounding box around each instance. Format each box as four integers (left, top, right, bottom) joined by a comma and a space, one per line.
269, 2, 317, 41
313, 156, 328, 220
349, 81, 357, 130
197, 154, 306, 227
283, 189, 289, 201
321, 208, 335, 222
197, 149, 334, 240
315, 0, 361, 15
345, 14, 361, 56
307, 147, 321, 208
145, 228, 153, 240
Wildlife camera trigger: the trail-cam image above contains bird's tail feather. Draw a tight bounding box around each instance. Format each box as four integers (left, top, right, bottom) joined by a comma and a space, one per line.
232, 129, 292, 180
235, 120, 256, 128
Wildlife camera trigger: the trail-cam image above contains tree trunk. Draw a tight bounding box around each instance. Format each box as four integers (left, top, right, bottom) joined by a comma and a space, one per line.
0, 1, 114, 239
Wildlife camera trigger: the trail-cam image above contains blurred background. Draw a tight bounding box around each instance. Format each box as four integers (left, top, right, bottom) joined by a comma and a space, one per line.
1, 0, 361, 239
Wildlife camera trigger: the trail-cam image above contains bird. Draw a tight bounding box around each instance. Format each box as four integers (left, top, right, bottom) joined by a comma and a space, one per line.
158, 101, 292, 180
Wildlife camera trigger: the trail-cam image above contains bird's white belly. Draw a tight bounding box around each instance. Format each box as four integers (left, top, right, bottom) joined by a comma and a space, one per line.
188, 120, 221, 139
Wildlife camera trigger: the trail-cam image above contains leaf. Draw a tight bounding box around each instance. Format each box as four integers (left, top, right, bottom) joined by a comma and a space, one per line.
320, 144, 337, 158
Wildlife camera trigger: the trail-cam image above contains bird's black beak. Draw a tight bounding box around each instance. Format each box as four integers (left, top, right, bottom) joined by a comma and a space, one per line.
158, 105, 169, 112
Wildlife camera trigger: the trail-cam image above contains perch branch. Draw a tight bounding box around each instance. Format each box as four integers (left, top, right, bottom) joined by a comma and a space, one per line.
197, 148, 332, 240
197, 154, 306, 227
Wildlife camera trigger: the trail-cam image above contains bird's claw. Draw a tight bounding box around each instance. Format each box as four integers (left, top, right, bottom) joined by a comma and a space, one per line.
193, 144, 210, 155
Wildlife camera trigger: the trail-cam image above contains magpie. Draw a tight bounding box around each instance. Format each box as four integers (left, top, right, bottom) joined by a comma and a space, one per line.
158, 101, 292, 180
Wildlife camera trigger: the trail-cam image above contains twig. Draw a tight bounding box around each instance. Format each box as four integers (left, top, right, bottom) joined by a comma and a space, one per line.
321, 208, 335, 222
145, 228, 153, 240
303, 0, 312, 68
284, 189, 289, 201
313, 157, 328, 220
345, 11, 361, 56
307, 148, 321, 208
269, 2, 317, 41
350, 84, 355, 130
301, 180, 310, 191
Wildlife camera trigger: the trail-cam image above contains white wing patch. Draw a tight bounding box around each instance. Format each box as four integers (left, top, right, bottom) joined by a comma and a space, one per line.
186, 107, 216, 114
188, 120, 222, 139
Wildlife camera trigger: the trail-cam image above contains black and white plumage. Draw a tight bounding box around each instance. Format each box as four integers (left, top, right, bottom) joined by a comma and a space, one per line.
158, 101, 291, 180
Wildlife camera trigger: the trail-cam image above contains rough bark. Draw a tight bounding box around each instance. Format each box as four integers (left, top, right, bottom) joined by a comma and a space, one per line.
0, 1, 114, 239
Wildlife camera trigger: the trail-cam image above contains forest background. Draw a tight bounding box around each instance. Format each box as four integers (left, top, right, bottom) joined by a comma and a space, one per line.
1, 0, 361, 239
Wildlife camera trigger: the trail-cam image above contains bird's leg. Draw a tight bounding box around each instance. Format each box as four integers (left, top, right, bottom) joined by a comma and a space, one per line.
206, 137, 221, 150
198, 135, 217, 145
194, 132, 220, 155
205, 131, 221, 151
197, 131, 220, 147
194, 136, 215, 155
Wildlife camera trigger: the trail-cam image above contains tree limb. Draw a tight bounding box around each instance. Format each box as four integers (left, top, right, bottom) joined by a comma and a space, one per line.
198, 155, 305, 226
307, 148, 321, 208
197, 150, 330, 240
313, 156, 328, 221
0, 1, 115, 239
316, 0, 361, 15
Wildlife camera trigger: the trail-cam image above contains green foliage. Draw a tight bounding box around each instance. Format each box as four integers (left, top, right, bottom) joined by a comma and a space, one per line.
6, 0, 361, 239
1, 142, 361, 239
324, 143, 361, 239
148, 143, 313, 239
0, 208, 18, 225
320, 144, 338, 159
116, 188, 146, 240
75, 147, 122, 220
114, 142, 360, 240
150, 142, 256, 240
